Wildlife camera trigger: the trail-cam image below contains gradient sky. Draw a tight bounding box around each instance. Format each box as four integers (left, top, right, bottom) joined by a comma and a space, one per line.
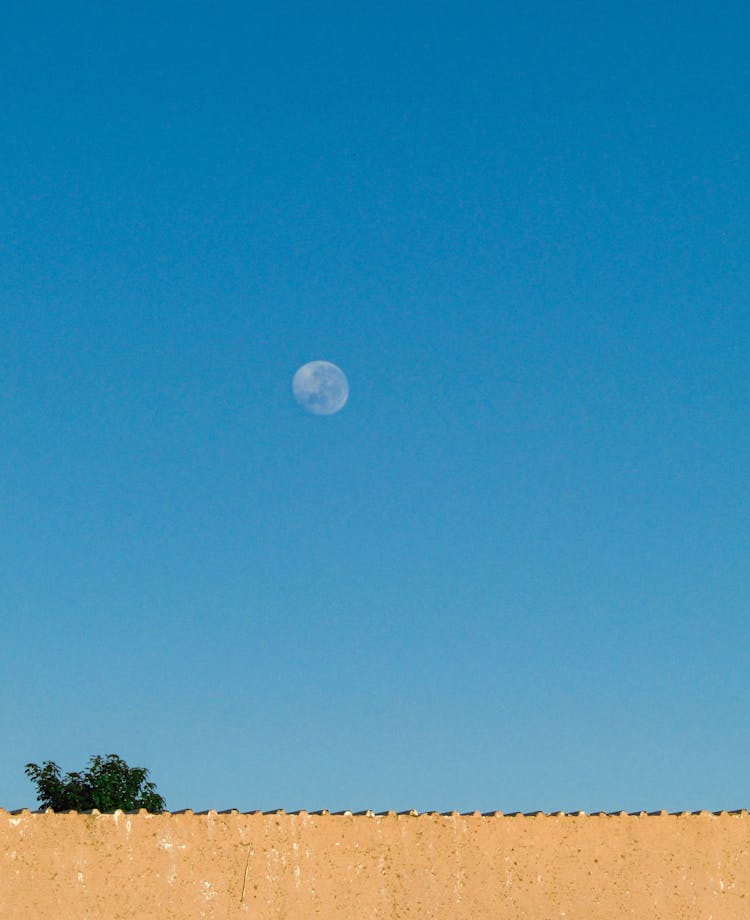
2, 0, 748, 813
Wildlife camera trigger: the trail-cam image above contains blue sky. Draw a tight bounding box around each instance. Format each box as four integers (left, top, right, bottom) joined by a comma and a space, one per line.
2, 0, 748, 812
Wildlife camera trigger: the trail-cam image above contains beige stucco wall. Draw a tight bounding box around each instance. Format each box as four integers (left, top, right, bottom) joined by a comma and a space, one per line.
2, 808, 749, 918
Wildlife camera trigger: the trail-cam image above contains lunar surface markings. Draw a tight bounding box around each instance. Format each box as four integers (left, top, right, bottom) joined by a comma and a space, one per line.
292, 361, 349, 415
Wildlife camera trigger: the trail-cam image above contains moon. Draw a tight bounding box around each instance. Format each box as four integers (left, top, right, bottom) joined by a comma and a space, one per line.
292, 361, 349, 415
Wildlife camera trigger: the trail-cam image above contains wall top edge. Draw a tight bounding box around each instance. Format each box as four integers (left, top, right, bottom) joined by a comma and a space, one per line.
3, 808, 748, 818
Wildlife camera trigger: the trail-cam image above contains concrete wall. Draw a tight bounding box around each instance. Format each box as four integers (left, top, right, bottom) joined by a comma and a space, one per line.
2, 808, 749, 918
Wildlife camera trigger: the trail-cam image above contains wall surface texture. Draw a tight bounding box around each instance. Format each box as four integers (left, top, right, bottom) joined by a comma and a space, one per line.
2, 809, 749, 919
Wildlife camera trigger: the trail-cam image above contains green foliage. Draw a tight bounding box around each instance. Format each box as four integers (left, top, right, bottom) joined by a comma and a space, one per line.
25, 754, 166, 813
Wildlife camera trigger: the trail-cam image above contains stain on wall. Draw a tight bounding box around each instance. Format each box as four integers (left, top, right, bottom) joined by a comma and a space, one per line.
2, 809, 749, 918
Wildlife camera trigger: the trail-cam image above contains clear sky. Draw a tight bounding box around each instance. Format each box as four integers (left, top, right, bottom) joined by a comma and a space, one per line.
2, 0, 748, 813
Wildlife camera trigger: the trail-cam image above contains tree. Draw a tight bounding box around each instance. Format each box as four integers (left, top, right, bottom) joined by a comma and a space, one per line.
25, 753, 166, 813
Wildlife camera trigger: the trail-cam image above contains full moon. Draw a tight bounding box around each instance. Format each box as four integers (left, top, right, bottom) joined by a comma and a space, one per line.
292, 361, 349, 415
